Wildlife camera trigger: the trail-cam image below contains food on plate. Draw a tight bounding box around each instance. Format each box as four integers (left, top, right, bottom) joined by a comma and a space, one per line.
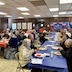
39, 47, 47, 50
54, 52, 62, 55
37, 54, 41, 57
35, 53, 44, 58
56, 44, 60, 46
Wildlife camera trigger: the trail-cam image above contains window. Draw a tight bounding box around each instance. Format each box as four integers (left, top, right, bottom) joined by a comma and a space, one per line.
12, 23, 16, 30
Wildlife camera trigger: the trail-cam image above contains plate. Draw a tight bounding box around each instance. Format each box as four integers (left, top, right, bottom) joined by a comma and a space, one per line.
52, 46, 58, 50
39, 47, 47, 51
44, 45, 52, 47
35, 53, 44, 58
43, 53, 50, 56
54, 52, 62, 56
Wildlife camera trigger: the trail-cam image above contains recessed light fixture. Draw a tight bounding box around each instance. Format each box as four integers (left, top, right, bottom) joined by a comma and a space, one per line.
59, 12, 66, 14
0, 12, 7, 15
5, 15, 12, 17
60, 0, 72, 4
49, 8, 59, 12
0, 2, 5, 5
34, 15, 41, 17
66, 12, 72, 14
21, 12, 30, 15
18, 17, 24, 19
53, 15, 58, 17
17, 7, 29, 11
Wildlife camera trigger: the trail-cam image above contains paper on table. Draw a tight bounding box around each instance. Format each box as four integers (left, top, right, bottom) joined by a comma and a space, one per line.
52, 46, 58, 50
48, 41, 56, 42
31, 58, 43, 64
44, 45, 52, 47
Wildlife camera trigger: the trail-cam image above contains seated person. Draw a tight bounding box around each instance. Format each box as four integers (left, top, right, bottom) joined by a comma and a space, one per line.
28, 35, 37, 49
17, 32, 24, 41
18, 39, 35, 67
56, 29, 66, 42
58, 39, 72, 72
3, 31, 9, 39
39, 32, 48, 44
60, 34, 69, 51
19, 38, 41, 72
9, 32, 19, 50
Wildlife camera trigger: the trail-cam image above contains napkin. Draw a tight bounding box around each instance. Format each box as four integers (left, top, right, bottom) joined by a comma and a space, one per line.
31, 58, 43, 64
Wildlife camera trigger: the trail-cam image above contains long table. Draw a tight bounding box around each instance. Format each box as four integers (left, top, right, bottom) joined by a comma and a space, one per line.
28, 33, 69, 72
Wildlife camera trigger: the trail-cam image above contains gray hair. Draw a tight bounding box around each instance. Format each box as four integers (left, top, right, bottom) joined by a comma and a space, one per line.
22, 39, 31, 50
65, 39, 72, 47
69, 39, 72, 47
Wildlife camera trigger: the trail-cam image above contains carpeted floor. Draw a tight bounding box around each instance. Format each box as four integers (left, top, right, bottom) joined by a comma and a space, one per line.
0, 55, 31, 72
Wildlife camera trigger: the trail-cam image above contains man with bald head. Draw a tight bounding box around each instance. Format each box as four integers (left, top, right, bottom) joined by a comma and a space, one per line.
58, 39, 72, 72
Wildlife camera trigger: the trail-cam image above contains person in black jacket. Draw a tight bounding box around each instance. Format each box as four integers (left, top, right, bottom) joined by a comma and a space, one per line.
58, 39, 72, 72
3, 31, 9, 39
39, 32, 48, 44
60, 34, 69, 51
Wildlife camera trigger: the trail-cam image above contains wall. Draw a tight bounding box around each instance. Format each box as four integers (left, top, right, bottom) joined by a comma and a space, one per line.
12, 17, 72, 31
0, 18, 8, 32
8, 18, 12, 29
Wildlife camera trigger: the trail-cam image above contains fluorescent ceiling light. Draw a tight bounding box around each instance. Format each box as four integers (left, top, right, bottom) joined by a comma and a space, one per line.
5, 15, 12, 17
34, 15, 41, 17
66, 12, 72, 14
0, 12, 7, 15
53, 15, 58, 17
60, 0, 72, 4
21, 12, 30, 15
17, 7, 29, 11
49, 8, 59, 12
0, 2, 5, 5
59, 12, 66, 14
18, 17, 24, 19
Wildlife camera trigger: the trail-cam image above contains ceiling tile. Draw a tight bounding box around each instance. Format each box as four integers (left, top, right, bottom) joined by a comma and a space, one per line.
0, 0, 15, 4
19, 1, 34, 7
44, 0, 59, 8
13, 0, 28, 2
60, 4, 71, 11
30, 0, 46, 6
37, 5, 48, 10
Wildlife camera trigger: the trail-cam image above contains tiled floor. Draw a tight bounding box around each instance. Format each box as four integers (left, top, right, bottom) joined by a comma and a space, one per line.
0, 55, 31, 72
0, 53, 53, 72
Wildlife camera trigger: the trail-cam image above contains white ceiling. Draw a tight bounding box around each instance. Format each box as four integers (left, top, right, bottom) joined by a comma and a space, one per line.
0, 0, 72, 18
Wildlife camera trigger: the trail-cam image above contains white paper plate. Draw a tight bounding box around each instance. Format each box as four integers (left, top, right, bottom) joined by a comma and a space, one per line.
49, 41, 56, 42
43, 53, 50, 56
45, 45, 52, 47
39, 47, 47, 51
52, 46, 58, 50
35, 53, 44, 58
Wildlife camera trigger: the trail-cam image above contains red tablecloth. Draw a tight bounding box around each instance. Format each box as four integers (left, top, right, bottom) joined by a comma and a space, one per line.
0, 42, 7, 48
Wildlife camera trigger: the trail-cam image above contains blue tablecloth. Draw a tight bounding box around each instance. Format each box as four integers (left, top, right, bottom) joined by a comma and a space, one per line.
28, 33, 69, 72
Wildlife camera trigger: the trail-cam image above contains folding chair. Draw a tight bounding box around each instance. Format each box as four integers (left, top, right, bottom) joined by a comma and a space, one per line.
15, 52, 25, 72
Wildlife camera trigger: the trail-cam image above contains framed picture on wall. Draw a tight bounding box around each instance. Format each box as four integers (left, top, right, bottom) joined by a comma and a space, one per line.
12, 23, 16, 30
17, 23, 21, 29
22, 23, 27, 29
27, 22, 32, 29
